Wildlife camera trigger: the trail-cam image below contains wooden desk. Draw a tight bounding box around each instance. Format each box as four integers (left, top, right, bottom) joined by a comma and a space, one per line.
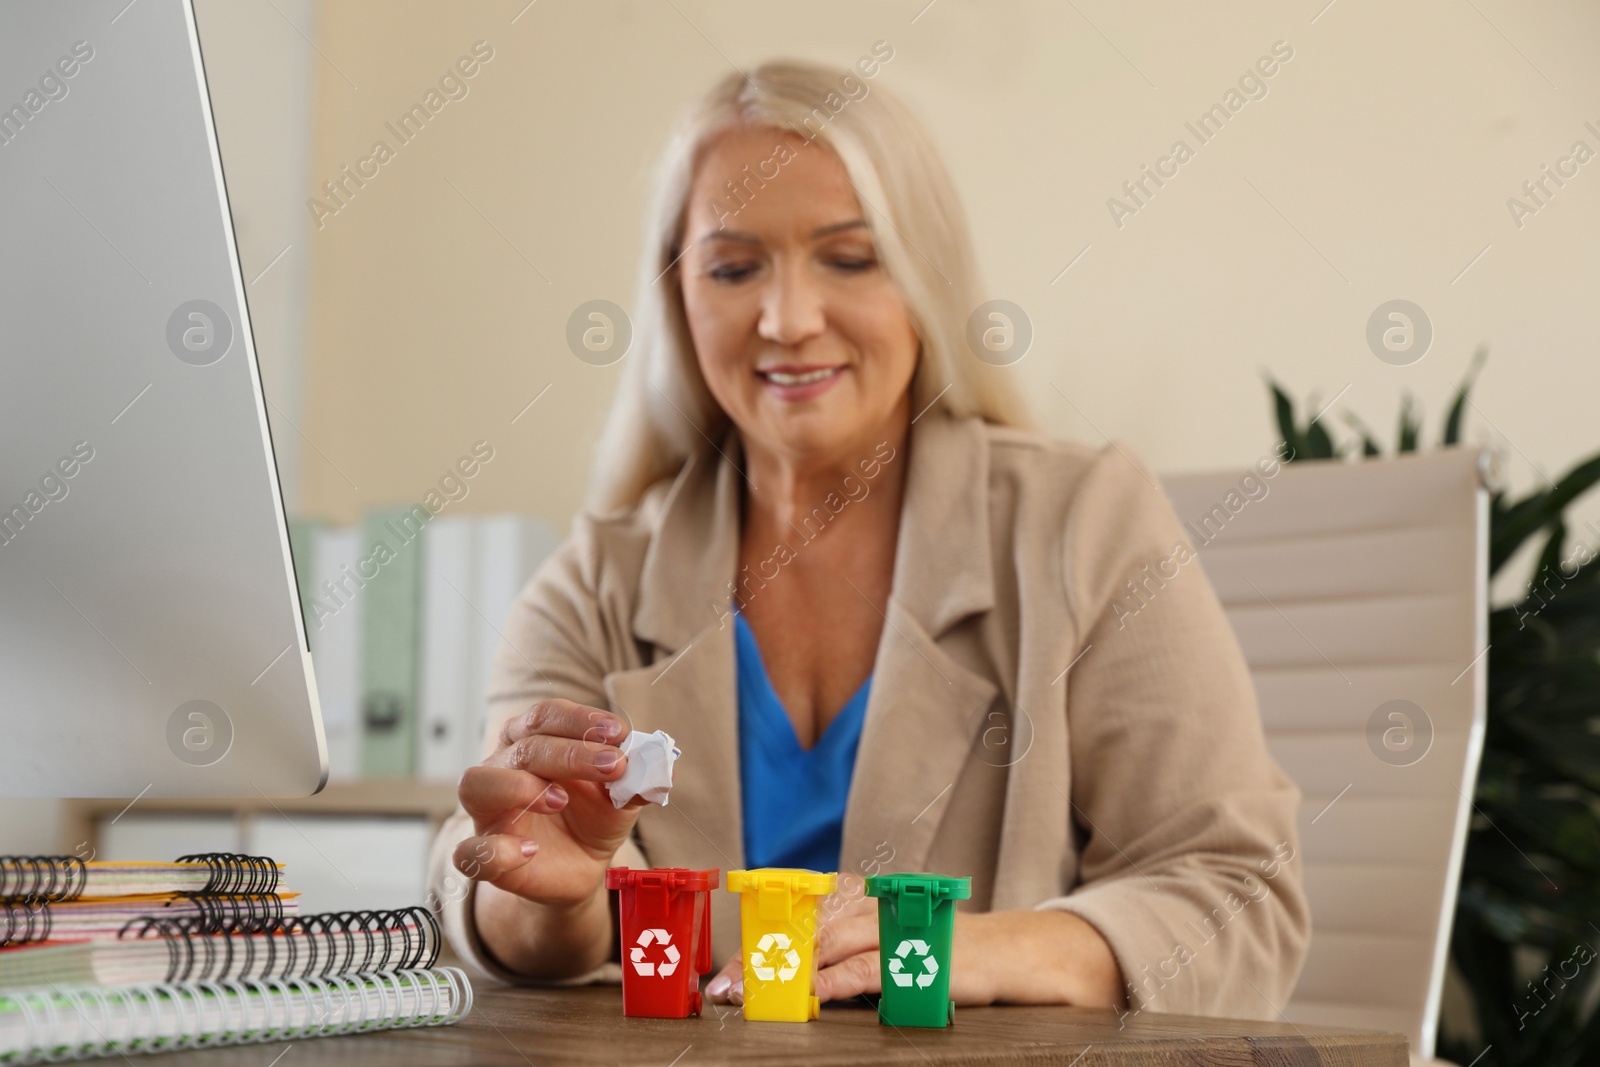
130, 984, 1409, 1065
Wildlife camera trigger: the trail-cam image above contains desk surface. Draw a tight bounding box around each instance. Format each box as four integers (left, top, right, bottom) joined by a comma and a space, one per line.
129, 984, 1409, 1066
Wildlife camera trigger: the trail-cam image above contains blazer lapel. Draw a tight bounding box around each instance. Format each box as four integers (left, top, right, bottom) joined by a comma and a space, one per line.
839, 415, 1001, 882
839, 601, 997, 881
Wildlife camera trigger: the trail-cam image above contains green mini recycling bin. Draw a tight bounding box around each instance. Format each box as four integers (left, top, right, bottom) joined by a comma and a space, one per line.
865, 873, 971, 1028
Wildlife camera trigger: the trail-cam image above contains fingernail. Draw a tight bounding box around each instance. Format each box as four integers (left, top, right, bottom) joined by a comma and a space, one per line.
594, 750, 619, 770
705, 974, 730, 997
600, 717, 623, 738
519, 840, 538, 858
545, 784, 568, 808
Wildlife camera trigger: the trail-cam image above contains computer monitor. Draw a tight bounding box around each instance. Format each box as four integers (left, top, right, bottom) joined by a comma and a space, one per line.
0, 0, 326, 796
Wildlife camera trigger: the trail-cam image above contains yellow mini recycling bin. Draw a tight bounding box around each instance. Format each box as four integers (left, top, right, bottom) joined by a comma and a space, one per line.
725, 868, 837, 1022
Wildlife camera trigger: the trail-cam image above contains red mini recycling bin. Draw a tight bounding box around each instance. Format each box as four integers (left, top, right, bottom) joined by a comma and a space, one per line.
605, 867, 720, 1018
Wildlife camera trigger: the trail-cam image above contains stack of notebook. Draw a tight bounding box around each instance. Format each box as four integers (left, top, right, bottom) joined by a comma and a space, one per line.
1, 852, 297, 945
0, 853, 471, 1061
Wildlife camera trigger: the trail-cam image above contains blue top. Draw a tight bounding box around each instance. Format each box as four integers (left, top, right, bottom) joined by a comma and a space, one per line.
735, 612, 871, 872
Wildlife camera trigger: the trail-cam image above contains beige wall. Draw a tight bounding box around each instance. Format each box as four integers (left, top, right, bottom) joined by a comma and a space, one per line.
297, 0, 1600, 603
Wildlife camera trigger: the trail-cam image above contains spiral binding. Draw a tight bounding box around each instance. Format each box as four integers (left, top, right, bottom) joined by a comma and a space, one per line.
1, 892, 290, 948
116, 906, 441, 984
1, 966, 472, 1063
0, 900, 52, 945
0, 852, 279, 904
180, 892, 289, 935
174, 852, 282, 896
0, 856, 87, 902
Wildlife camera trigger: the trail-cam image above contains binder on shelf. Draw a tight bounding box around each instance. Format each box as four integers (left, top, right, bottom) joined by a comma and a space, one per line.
291, 509, 561, 784
285, 517, 326, 633
468, 516, 559, 769
359, 507, 427, 778
309, 525, 366, 780
418, 517, 478, 782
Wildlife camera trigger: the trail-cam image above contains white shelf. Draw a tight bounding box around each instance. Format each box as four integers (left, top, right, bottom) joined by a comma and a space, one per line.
62, 780, 462, 854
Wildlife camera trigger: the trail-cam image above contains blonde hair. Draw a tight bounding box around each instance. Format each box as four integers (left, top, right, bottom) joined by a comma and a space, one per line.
586, 58, 1033, 515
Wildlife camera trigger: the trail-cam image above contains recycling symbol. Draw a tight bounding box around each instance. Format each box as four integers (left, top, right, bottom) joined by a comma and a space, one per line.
749, 931, 800, 982
629, 928, 680, 978
888, 939, 939, 989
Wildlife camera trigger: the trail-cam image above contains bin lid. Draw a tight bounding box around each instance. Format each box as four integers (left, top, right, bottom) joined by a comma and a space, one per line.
725, 868, 836, 896
866, 873, 970, 929
605, 866, 721, 891
726, 869, 837, 922
865, 873, 972, 902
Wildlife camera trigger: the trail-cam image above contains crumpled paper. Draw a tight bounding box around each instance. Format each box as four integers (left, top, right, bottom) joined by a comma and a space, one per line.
605, 729, 680, 809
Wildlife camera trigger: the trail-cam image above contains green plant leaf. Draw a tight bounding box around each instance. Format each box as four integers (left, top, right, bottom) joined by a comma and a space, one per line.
1444, 346, 1489, 446
1492, 454, 1600, 573
1269, 377, 1306, 462
1533, 518, 1570, 594
1398, 392, 1421, 453
1306, 412, 1337, 459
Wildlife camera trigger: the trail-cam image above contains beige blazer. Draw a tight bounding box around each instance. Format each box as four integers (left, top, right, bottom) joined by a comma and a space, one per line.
427, 413, 1310, 1019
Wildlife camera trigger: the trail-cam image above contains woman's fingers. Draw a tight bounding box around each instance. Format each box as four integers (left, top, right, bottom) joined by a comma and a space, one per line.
452, 833, 539, 884
815, 950, 881, 1003
814, 911, 879, 967
486, 730, 628, 784
704, 955, 743, 1004
499, 699, 630, 748
813, 910, 881, 1004
457, 765, 569, 824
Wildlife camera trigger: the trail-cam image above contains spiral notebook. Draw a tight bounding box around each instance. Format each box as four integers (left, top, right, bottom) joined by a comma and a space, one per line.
0, 968, 472, 1060
0, 854, 285, 902
0, 905, 439, 988
0, 853, 471, 1062
0, 853, 297, 947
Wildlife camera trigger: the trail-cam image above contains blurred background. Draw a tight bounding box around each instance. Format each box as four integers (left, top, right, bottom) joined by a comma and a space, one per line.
4, 2, 1598, 1061
201, 0, 1600, 540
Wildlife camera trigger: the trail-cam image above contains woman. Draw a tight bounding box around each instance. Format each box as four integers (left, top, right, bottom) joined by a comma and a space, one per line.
427, 58, 1309, 1018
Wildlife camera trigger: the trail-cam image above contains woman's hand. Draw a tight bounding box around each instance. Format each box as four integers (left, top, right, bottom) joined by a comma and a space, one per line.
453, 699, 640, 903
704, 904, 1127, 1009
450, 699, 647, 977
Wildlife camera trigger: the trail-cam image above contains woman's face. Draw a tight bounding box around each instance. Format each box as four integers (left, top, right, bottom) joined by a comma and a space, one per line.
678, 126, 920, 466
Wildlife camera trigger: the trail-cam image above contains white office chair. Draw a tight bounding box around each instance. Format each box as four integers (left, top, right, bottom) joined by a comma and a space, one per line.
1162, 447, 1489, 1065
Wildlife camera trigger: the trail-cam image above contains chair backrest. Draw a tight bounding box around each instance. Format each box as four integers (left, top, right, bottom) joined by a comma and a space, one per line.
1161, 447, 1489, 1059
